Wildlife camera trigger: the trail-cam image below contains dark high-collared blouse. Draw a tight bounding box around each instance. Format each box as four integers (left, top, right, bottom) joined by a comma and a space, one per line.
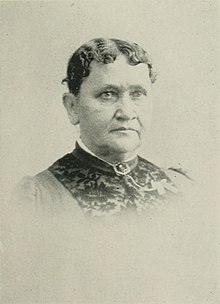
14, 143, 191, 217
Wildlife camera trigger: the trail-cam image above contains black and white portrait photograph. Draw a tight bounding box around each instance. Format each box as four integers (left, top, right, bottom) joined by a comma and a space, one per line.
1, 1, 219, 303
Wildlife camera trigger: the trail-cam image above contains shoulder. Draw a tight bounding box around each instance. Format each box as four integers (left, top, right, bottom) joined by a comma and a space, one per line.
137, 156, 170, 180
164, 166, 194, 193
9, 175, 38, 216
10, 169, 77, 215
14, 170, 58, 196
166, 167, 192, 182
12, 175, 37, 202
48, 152, 77, 171
138, 156, 194, 193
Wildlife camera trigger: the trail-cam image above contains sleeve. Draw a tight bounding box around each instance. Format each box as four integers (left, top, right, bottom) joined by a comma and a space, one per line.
9, 176, 38, 215
9, 171, 83, 215
164, 167, 194, 195
8, 174, 61, 215
2, 177, 44, 303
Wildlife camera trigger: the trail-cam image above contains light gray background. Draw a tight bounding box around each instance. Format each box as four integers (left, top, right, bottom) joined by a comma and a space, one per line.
1, 0, 218, 193
1, 1, 219, 303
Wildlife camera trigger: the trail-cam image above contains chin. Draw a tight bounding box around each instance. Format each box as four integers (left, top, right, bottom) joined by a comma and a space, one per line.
108, 138, 140, 154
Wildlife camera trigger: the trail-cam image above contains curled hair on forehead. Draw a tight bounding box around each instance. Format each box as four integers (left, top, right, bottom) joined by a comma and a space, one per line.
62, 38, 157, 96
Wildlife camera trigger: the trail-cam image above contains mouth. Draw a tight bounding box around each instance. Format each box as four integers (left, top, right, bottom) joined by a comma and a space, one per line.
110, 127, 139, 133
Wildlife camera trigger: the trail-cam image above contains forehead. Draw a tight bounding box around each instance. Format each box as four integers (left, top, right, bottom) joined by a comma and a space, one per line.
82, 55, 151, 89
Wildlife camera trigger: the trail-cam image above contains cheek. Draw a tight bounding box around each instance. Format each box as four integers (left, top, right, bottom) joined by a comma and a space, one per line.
79, 105, 110, 129
137, 102, 153, 128
79, 103, 97, 122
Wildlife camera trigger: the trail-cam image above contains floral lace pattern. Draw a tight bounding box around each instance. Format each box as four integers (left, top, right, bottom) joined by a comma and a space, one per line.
48, 145, 179, 216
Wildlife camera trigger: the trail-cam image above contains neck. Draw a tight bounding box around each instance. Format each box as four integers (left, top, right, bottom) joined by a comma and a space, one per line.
77, 139, 138, 164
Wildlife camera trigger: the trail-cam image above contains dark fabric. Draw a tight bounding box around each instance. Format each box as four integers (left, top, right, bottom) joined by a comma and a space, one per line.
48, 143, 179, 216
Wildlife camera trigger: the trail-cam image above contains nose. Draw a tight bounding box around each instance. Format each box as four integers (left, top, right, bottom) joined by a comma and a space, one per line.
114, 96, 137, 121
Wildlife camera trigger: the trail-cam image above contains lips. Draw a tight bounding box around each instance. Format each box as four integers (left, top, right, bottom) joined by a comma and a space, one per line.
110, 127, 139, 133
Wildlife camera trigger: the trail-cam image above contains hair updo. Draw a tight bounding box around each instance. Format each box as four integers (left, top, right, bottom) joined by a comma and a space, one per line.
62, 38, 157, 96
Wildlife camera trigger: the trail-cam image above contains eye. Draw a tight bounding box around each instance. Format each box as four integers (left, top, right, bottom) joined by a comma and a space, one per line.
130, 90, 146, 98
99, 91, 118, 100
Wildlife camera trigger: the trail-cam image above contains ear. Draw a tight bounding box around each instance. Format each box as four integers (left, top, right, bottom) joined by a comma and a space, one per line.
63, 93, 80, 125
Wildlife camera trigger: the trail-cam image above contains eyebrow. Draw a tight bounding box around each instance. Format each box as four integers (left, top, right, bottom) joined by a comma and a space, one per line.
94, 84, 148, 93
129, 85, 148, 94
96, 84, 120, 92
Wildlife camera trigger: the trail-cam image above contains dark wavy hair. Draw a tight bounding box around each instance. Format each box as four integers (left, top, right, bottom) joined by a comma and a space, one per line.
62, 38, 157, 96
